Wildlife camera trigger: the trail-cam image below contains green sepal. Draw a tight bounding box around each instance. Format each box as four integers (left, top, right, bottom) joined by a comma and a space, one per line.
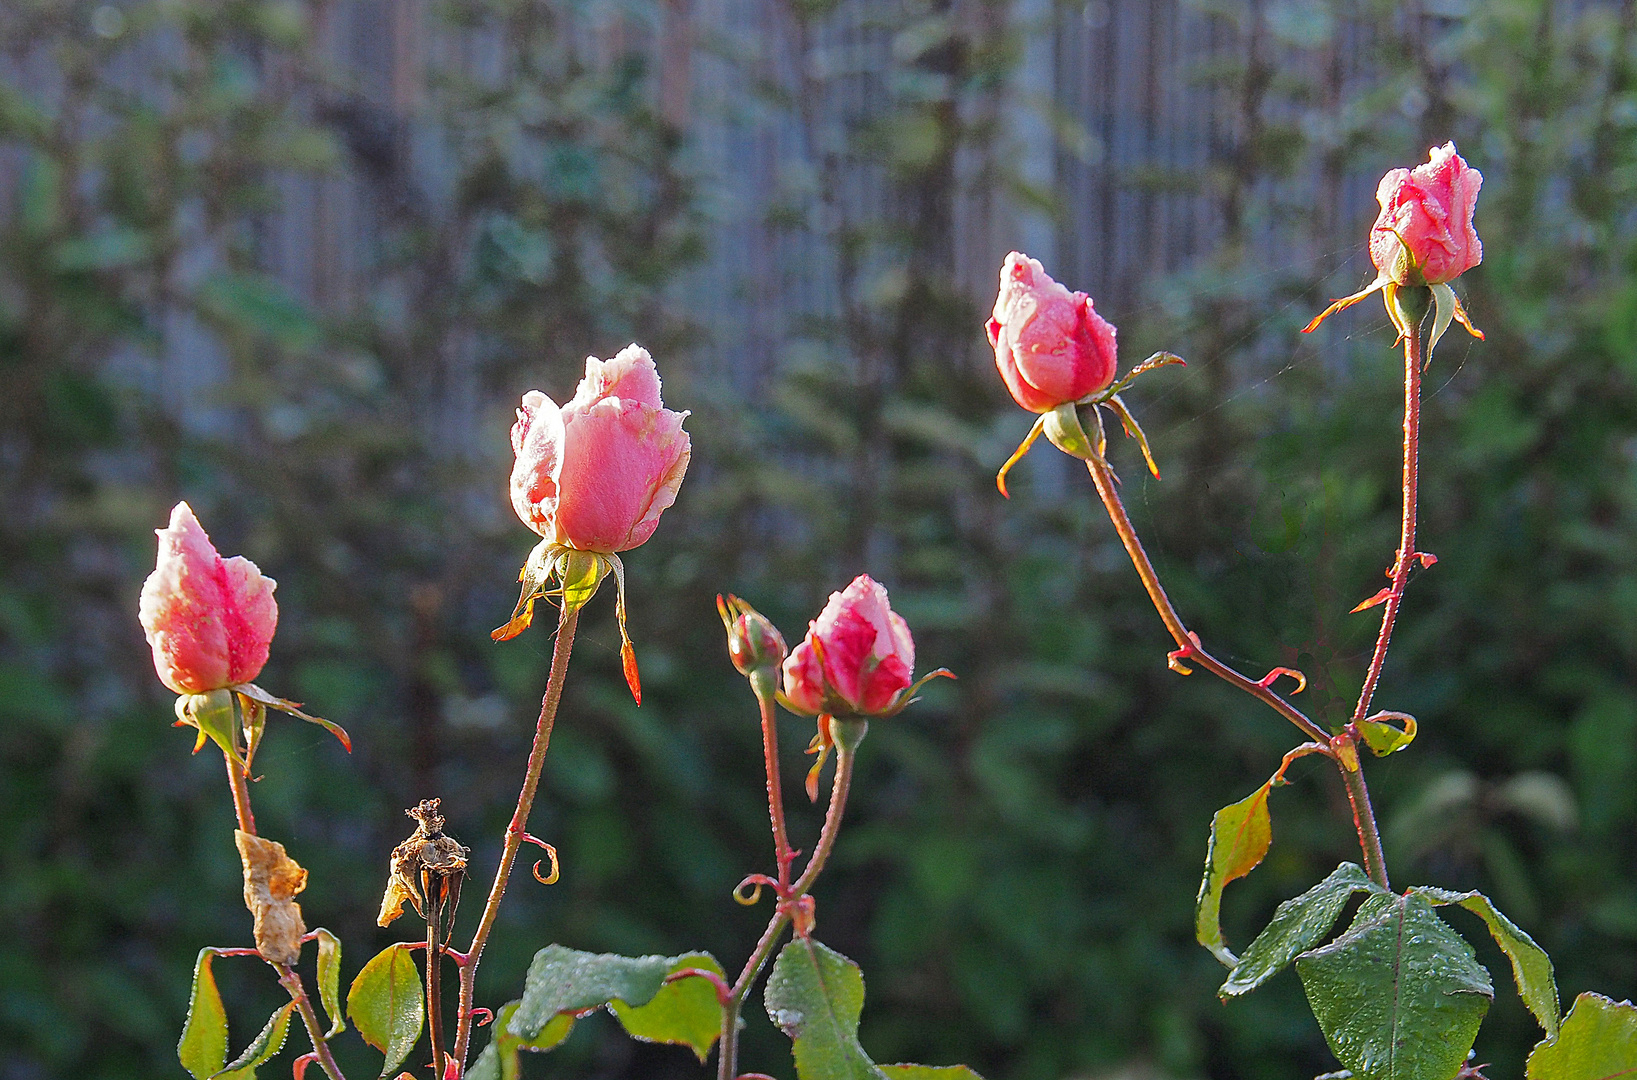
314, 928, 345, 1038
558, 548, 607, 614
234, 682, 352, 753
210, 1002, 295, 1080
1526, 993, 1637, 1079
1428, 282, 1456, 363
1042, 403, 1097, 461
1220, 862, 1384, 999
183, 690, 243, 769
346, 943, 424, 1077
1413, 886, 1559, 1037
1296, 892, 1493, 1080
178, 948, 229, 1080
1195, 782, 1274, 967
1105, 393, 1163, 479
1356, 711, 1417, 757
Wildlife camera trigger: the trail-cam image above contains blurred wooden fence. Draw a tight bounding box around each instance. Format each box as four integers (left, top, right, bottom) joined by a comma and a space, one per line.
1, 0, 1418, 410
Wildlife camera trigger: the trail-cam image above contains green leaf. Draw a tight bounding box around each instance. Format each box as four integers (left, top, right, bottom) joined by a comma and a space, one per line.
347, 943, 424, 1077
1415, 886, 1559, 1038
315, 928, 345, 1038
1357, 713, 1417, 757
764, 938, 883, 1080
1296, 893, 1493, 1080
1221, 863, 1383, 998
469, 1000, 573, 1080
880, 1067, 986, 1079
509, 944, 675, 1040
178, 949, 229, 1080
1526, 993, 1637, 1080
211, 1002, 294, 1080
608, 952, 725, 1062
1195, 782, 1274, 966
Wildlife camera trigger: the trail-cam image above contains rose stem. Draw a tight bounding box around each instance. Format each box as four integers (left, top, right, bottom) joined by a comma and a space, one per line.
717, 737, 856, 1080
450, 603, 580, 1070
221, 738, 347, 1080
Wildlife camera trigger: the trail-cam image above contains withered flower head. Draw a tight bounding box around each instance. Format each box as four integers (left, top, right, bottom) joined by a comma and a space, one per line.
378, 798, 470, 929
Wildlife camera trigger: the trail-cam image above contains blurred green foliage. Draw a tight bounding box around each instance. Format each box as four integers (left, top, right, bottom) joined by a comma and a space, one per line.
1, 1, 1635, 1079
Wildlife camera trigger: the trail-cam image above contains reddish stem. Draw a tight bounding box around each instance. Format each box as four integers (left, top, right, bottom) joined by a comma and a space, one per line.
218, 746, 347, 1080
717, 739, 857, 1080
451, 603, 580, 1071
224, 749, 256, 835
753, 676, 795, 890
1352, 307, 1423, 724
1082, 457, 1330, 746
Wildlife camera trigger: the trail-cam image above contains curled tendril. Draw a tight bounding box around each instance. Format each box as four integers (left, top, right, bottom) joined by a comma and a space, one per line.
1256, 666, 1308, 694
733, 874, 779, 906
520, 832, 559, 885
467, 1008, 493, 1027
292, 1052, 320, 1080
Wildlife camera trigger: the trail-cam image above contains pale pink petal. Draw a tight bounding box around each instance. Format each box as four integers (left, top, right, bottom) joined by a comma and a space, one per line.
570, 344, 664, 411
509, 391, 565, 538
139, 502, 274, 695
220, 555, 277, 686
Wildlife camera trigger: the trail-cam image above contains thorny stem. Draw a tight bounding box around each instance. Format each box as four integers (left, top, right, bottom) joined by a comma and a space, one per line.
1353, 311, 1423, 723
717, 739, 857, 1080
1082, 456, 1331, 746
1085, 442, 1392, 889
452, 603, 580, 1071
1340, 762, 1389, 890
753, 677, 795, 889
1333, 307, 1429, 891
219, 747, 347, 1080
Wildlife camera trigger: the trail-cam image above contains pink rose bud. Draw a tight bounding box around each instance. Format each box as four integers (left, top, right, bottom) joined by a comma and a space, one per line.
510, 344, 691, 554
987, 252, 1119, 413
139, 502, 278, 695
1369, 142, 1483, 287
781, 575, 917, 717
718, 594, 788, 678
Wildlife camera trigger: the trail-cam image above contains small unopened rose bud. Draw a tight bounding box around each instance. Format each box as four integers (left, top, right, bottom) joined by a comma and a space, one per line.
717, 594, 788, 677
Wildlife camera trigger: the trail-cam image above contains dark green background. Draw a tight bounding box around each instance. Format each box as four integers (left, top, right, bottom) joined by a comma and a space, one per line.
2, 1, 1634, 1078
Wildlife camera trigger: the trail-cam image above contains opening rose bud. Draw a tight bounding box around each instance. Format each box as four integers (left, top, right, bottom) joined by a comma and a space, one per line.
1370, 142, 1483, 288
1304, 142, 1485, 354
509, 344, 691, 555
496, 344, 692, 705
780, 575, 949, 720
988, 251, 1118, 414
139, 502, 277, 696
